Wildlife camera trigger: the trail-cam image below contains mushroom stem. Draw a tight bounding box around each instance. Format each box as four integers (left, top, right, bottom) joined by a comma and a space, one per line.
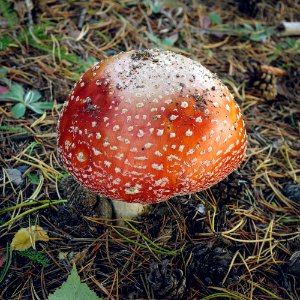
111, 200, 148, 219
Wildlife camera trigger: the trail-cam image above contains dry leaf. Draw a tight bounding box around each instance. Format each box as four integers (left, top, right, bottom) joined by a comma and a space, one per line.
11, 225, 49, 251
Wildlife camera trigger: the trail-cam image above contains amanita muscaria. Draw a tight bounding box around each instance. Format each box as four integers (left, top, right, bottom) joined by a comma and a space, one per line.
57, 49, 247, 219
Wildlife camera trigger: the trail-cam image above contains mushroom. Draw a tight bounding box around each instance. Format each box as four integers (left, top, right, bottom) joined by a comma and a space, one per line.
57, 49, 247, 219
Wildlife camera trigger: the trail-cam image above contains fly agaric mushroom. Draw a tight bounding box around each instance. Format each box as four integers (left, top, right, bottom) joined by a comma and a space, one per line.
57, 49, 247, 219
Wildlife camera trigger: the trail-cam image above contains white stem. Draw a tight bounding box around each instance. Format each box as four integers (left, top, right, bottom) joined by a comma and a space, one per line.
279, 22, 300, 36
111, 200, 148, 219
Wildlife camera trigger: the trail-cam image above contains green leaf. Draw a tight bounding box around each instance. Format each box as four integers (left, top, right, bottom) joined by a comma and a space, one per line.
24, 90, 41, 104
243, 23, 254, 31
11, 83, 25, 97
162, 33, 178, 47
17, 249, 50, 267
208, 13, 222, 25
0, 77, 11, 86
0, 35, 13, 50
249, 27, 275, 42
146, 32, 161, 45
0, 244, 12, 284
0, 83, 25, 102
152, 2, 161, 14
26, 172, 40, 184
11, 103, 26, 118
0, 68, 8, 76
27, 101, 54, 114
48, 265, 102, 300
0, 0, 18, 28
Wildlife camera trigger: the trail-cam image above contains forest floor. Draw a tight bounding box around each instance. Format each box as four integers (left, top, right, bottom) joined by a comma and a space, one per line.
0, 1, 300, 299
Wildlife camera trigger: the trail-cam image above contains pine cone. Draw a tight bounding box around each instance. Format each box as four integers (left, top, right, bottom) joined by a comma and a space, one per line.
249, 62, 287, 101
283, 182, 300, 204
148, 260, 186, 299
208, 170, 247, 203
252, 72, 277, 100
187, 243, 237, 286
288, 251, 300, 278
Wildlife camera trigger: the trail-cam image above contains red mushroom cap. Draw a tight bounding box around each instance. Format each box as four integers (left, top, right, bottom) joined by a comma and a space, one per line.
57, 49, 247, 204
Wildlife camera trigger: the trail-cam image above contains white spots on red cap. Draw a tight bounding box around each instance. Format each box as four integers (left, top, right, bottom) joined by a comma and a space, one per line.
80, 82, 85, 87
92, 148, 101, 156
225, 144, 235, 154
152, 163, 163, 170
187, 148, 195, 155
77, 152, 86, 162
170, 114, 178, 121
113, 178, 121, 185
226, 104, 231, 112
136, 102, 144, 108
137, 129, 145, 138
157, 129, 164, 136
58, 49, 247, 204
167, 154, 180, 161
191, 158, 198, 165
181, 101, 188, 108
202, 135, 207, 142
115, 153, 124, 160
154, 177, 169, 187
155, 150, 163, 157
134, 156, 148, 161
64, 140, 71, 150
130, 147, 138, 152
185, 129, 193, 136
125, 184, 142, 194
195, 116, 202, 123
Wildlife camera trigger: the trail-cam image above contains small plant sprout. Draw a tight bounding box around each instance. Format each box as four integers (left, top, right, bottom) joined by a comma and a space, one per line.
0, 77, 54, 118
